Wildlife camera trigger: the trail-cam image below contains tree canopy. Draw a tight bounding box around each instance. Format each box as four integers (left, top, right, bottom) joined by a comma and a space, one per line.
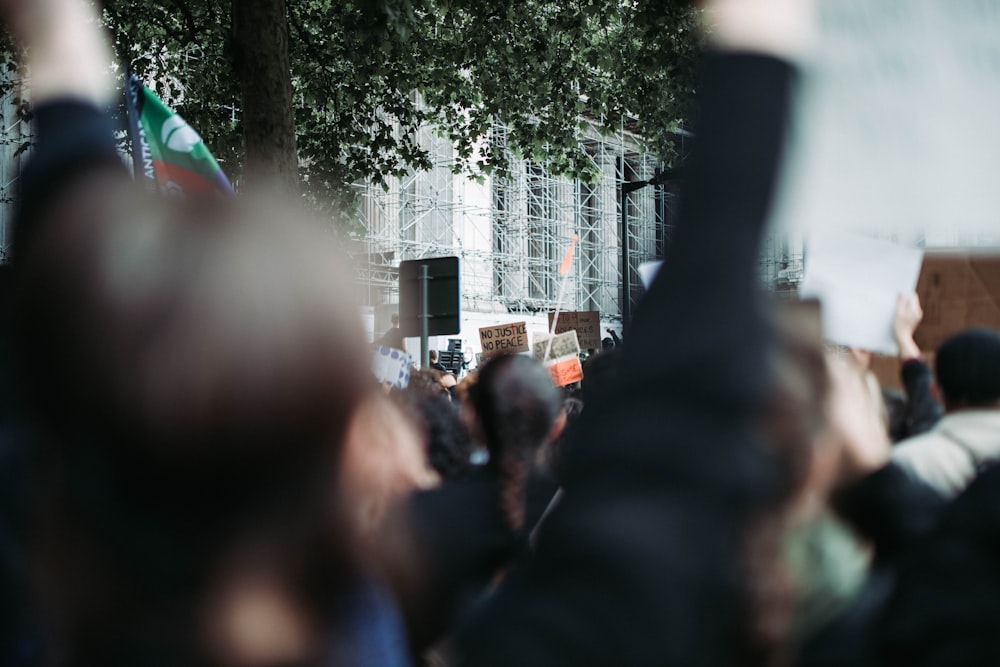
102, 0, 702, 208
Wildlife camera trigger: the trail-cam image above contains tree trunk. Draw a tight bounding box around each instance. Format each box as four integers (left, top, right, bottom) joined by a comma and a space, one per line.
230, 0, 298, 193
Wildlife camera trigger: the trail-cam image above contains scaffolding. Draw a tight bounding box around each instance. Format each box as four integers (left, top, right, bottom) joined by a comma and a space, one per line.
354, 115, 679, 332
0, 68, 31, 264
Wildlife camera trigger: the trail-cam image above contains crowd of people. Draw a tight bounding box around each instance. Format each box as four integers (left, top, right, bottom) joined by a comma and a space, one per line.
2, 0, 1000, 665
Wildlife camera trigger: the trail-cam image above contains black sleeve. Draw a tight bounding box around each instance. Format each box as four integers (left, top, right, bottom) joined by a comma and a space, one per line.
12, 99, 123, 264
899, 358, 942, 439
831, 462, 947, 563
457, 52, 795, 667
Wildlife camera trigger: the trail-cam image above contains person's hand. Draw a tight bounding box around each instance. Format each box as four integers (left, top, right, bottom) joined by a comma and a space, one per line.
700, 0, 816, 60
893, 292, 923, 360
2, 0, 114, 107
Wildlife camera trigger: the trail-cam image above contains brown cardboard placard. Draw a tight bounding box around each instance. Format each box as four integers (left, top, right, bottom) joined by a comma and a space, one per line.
479, 321, 529, 358
547, 311, 602, 350
533, 330, 580, 363
548, 356, 584, 387
914, 251, 1000, 353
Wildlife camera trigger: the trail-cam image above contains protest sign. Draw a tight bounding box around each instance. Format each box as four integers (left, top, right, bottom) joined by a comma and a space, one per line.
548, 357, 584, 387
533, 330, 580, 364
533, 330, 583, 387
372, 346, 412, 389
772, 0, 1000, 239
547, 311, 601, 350
799, 229, 923, 354
913, 252, 1000, 352
479, 321, 529, 358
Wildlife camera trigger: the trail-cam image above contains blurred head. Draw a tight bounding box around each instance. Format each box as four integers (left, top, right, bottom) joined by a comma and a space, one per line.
468, 354, 561, 532
340, 392, 440, 538
12, 177, 373, 663
429, 349, 439, 363
471, 354, 562, 465
394, 377, 474, 482
935, 327, 1000, 411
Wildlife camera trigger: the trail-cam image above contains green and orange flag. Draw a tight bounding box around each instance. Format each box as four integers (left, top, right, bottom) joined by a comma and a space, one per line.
126, 69, 234, 197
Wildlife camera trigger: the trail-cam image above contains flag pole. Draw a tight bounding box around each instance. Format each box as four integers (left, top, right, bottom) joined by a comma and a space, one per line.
543, 234, 578, 363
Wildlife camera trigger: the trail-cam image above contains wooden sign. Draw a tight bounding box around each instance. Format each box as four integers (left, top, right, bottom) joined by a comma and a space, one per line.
547, 310, 602, 350
479, 321, 529, 358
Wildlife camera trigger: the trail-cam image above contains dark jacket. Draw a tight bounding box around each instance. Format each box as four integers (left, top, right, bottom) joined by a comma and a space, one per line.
876, 464, 1000, 667
457, 52, 796, 667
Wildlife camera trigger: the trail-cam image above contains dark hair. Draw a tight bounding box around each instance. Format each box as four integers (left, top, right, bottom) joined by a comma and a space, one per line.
935, 327, 1000, 409
739, 306, 831, 667
395, 372, 474, 481
472, 354, 561, 530
581, 346, 620, 406
12, 178, 371, 663
474, 355, 561, 462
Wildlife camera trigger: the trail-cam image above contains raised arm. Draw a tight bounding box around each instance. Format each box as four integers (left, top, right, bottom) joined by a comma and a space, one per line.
457, 3, 809, 665
3, 0, 114, 108
6, 0, 122, 262
892, 292, 943, 438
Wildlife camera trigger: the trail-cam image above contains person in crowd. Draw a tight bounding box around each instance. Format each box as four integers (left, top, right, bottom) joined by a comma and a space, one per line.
4, 1, 414, 664
877, 292, 943, 442
380, 312, 408, 352
428, 349, 448, 373
875, 459, 1000, 667
605, 327, 622, 348
891, 326, 1000, 498
381, 354, 563, 659
394, 370, 476, 481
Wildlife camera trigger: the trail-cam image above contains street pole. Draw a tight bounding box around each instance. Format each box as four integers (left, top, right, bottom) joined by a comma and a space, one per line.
621, 168, 682, 328
419, 263, 430, 368
621, 179, 650, 327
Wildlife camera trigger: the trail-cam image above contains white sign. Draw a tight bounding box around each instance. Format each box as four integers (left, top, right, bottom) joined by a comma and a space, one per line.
372, 346, 412, 389
773, 0, 1000, 240
799, 229, 923, 354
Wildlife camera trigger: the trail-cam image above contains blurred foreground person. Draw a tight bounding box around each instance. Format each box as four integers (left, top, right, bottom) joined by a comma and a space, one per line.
454, 1, 822, 665
6, 1, 409, 665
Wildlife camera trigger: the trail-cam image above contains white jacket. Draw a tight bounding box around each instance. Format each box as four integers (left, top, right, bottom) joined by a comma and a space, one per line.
892, 411, 1000, 499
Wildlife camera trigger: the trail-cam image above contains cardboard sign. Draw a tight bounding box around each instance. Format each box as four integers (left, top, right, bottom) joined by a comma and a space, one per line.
547, 311, 601, 350
479, 321, 529, 358
548, 356, 584, 387
533, 330, 583, 387
373, 346, 412, 389
913, 252, 1000, 353
533, 330, 580, 363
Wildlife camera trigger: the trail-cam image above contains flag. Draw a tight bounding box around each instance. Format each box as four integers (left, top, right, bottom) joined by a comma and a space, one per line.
125, 68, 234, 197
